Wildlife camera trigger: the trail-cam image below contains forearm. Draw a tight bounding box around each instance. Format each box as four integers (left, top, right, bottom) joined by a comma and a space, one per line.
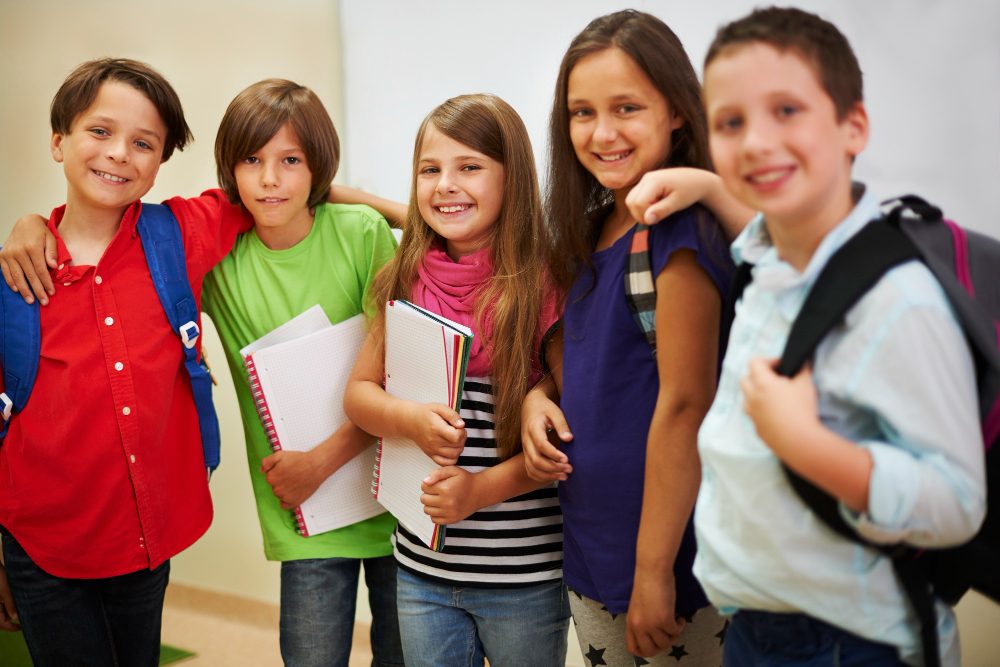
769, 421, 872, 513
634, 404, 703, 575
328, 184, 407, 227
344, 379, 413, 440
469, 453, 550, 511
309, 420, 376, 478
702, 176, 755, 241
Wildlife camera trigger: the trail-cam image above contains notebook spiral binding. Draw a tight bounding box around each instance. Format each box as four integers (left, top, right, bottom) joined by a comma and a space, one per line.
371, 437, 383, 499
244, 354, 309, 536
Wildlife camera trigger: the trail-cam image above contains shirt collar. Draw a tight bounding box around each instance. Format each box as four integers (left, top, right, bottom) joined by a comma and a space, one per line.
48, 201, 142, 284
731, 183, 880, 287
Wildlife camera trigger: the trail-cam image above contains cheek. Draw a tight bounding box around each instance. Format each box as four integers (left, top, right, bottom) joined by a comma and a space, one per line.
415, 180, 435, 219
568, 123, 590, 162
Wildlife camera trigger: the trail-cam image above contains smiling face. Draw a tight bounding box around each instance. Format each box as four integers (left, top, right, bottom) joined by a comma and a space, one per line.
233, 123, 314, 249
704, 42, 868, 236
416, 124, 504, 260
52, 80, 166, 218
566, 47, 682, 201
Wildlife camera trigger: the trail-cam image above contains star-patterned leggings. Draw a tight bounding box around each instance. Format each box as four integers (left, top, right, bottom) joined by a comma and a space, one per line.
568, 590, 726, 667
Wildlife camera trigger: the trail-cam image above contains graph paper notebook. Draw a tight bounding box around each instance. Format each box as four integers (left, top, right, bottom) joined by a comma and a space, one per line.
372, 300, 473, 551
242, 310, 383, 536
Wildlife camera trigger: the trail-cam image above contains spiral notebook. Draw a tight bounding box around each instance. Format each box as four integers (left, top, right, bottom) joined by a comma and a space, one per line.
242, 307, 384, 537
373, 300, 473, 551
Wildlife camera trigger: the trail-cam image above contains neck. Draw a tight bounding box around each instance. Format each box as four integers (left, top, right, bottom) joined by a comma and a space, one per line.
768, 184, 857, 272
58, 199, 127, 264
255, 208, 315, 250
595, 195, 635, 251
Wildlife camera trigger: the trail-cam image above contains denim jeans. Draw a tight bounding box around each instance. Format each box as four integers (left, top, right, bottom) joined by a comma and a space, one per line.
724, 610, 906, 667
396, 567, 569, 667
1, 526, 169, 667
280, 555, 403, 667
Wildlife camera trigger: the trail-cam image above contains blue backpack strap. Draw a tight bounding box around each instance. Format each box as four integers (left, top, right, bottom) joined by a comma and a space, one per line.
136, 203, 221, 474
0, 268, 41, 442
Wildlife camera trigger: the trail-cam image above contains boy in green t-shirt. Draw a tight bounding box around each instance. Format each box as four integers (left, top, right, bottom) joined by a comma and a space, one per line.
203, 79, 402, 666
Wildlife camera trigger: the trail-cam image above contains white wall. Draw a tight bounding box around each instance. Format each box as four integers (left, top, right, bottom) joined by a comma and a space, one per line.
340, 0, 1000, 236
0, 0, 345, 604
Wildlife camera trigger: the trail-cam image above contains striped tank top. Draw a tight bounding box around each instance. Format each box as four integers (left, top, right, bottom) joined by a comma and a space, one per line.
393, 377, 564, 587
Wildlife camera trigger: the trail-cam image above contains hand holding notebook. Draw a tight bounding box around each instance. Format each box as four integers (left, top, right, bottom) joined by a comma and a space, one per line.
372, 299, 473, 552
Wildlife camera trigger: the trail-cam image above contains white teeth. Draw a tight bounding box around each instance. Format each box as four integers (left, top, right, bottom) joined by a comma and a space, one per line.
438, 205, 468, 213
750, 170, 788, 184
597, 151, 630, 162
94, 171, 128, 183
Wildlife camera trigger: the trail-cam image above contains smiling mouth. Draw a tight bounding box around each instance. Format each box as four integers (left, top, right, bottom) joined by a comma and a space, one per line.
746, 167, 794, 186
437, 204, 471, 213
93, 170, 129, 184
595, 150, 632, 162
257, 197, 288, 204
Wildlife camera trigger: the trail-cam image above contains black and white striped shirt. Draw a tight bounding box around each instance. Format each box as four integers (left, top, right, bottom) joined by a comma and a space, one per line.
394, 377, 564, 587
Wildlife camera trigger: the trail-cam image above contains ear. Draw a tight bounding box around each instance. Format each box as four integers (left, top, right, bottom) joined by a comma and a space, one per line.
51, 133, 65, 163
842, 101, 869, 158
669, 109, 685, 133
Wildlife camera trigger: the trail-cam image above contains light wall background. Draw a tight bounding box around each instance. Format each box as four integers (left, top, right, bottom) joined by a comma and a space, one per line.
2, 0, 999, 663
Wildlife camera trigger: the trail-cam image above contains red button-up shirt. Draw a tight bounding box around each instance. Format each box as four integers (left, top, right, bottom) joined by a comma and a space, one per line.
0, 190, 250, 578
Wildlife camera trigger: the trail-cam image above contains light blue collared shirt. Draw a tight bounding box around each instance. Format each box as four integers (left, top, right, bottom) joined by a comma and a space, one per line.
694, 186, 985, 666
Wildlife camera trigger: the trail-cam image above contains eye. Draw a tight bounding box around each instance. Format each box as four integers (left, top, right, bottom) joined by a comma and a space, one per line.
284, 156, 303, 165
460, 164, 482, 172
776, 104, 800, 119
617, 103, 640, 114
134, 140, 154, 151
569, 107, 593, 119
713, 115, 743, 134
419, 166, 439, 175
242, 156, 260, 165
89, 128, 110, 137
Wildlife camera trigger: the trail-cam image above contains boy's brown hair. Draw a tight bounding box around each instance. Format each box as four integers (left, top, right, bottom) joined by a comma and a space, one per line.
50, 58, 192, 162
704, 6, 864, 120
215, 79, 339, 210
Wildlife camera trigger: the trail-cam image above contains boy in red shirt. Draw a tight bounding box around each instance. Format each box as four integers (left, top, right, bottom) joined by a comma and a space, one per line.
0, 58, 249, 666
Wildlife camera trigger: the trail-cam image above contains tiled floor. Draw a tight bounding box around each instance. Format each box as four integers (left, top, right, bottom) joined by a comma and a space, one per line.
161, 583, 373, 667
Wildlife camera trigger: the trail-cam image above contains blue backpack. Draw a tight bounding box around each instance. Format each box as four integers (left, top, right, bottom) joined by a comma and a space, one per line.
0, 203, 221, 474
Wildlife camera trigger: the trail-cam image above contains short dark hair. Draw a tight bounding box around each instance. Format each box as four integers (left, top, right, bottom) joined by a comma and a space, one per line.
214, 79, 340, 210
705, 6, 863, 120
50, 58, 192, 162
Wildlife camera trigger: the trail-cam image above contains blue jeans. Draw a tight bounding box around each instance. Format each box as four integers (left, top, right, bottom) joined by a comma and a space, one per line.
280, 555, 403, 667
396, 567, 569, 667
1, 526, 169, 667
724, 610, 906, 666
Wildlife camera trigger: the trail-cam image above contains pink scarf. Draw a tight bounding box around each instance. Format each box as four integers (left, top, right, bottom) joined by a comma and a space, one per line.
413, 243, 495, 376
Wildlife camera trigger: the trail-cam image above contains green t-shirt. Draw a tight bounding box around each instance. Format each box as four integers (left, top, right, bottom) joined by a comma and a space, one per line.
203, 203, 398, 561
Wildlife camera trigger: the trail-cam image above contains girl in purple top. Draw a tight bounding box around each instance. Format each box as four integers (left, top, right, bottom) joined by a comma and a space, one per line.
523, 10, 733, 666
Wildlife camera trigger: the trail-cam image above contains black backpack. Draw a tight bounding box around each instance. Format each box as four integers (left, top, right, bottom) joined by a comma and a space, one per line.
721, 196, 1000, 667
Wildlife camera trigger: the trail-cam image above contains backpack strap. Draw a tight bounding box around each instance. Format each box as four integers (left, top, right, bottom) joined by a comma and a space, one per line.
0, 269, 41, 442
624, 225, 657, 354
136, 203, 221, 475
778, 214, 944, 667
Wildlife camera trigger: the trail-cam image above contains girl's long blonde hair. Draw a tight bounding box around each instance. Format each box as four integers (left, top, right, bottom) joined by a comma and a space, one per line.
368, 94, 546, 460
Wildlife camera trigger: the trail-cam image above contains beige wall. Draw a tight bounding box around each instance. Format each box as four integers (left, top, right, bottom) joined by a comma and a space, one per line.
0, 0, 345, 604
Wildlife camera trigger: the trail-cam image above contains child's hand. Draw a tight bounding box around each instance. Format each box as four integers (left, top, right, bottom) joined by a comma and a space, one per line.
403, 402, 466, 466
521, 389, 573, 482
261, 450, 327, 509
626, 570, 683, 658
0, 214, 57, 306
625, 168, 719, 226
741, 357, 820, 458
420, 466, 478, 525
0, 563, 20, 632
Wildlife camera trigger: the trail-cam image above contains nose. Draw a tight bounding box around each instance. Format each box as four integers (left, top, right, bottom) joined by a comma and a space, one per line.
261, 160, 279, 187
592, 113, 618, 145
740, 115, 774, 158
435, 169, 457, 195
105, 137, 130, 163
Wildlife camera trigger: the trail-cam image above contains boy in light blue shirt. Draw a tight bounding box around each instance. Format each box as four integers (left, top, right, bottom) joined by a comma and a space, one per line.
693, 7, 985, 666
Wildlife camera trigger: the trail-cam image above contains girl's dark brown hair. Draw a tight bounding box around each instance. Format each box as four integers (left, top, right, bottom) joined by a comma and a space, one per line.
215, 79, 340, 210
368, 94, 545, 460
545, 9, 713, 295
50, 58, 192, 162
